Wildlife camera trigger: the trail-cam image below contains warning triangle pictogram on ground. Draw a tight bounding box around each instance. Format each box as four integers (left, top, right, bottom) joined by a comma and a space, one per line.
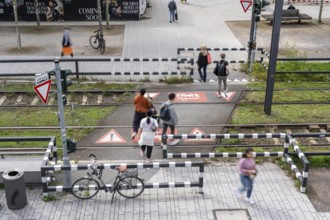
95, 129, 127, 144
240, 0, 252, 13
145, 92, 160, 99
215, 92, 237, 101
184, 128, 215, 142
33, 80, 51, 104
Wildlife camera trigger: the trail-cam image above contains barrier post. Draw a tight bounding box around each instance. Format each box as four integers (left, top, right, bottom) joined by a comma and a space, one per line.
301, 159, 309, 193
198, 163, 204, 194
190, 58, 194, 77
75, 60, 79, 79
40, 167, 48, 196
162, 134, 168, 159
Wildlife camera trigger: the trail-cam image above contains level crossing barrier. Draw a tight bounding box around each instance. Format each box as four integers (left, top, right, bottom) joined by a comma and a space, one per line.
176, 47, 265, 69
162, 132, 330, 192
0, 136, 57, 159
41, 144, 205, 195
0, 57, 194, 79
286, 0, 330, 4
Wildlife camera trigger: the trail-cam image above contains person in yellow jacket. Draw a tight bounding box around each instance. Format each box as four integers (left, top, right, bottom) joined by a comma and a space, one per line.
132, 88, 151, 140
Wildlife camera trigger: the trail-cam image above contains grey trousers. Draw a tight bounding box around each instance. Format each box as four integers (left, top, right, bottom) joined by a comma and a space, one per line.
217, 76, 227, 94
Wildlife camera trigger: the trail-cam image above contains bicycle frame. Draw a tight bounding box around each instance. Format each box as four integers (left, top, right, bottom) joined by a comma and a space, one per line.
87, 168, 126, 203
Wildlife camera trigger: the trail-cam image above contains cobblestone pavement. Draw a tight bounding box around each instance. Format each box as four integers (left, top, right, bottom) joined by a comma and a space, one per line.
1, 162, 330, 220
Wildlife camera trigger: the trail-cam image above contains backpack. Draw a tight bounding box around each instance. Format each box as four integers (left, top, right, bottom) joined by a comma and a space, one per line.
168, 1, 175, 11
160, 103, 171, 121
217, 60, 227, 76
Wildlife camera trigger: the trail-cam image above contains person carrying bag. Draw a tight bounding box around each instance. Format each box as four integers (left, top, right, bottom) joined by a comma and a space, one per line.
137, 110, 159, 162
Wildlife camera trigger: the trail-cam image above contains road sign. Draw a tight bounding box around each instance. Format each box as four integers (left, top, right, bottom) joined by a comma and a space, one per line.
215, 92, 237, 101
241, 0, 252, 12
33, 80, 51, 104
96, 129, 127, 144
35, 72, 49, 85
175, 92, 208, 103
184, 128, 214, 142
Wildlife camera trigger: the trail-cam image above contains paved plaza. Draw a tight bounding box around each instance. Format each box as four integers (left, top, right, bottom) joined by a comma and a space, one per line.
1, 162, 330, 220
1, 0, 330, 219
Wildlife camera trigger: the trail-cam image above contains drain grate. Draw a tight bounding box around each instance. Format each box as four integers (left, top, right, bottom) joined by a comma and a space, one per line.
213, 209, 251, 220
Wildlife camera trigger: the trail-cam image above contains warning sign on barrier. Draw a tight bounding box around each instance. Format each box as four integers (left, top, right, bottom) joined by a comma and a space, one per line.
184, 128, 214, 142
96, 129, 127, 144
175, 92, 208, 103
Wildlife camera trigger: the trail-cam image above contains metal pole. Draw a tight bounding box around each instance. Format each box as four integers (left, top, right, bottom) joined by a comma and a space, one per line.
249, 19, 257, 73
248, 0, 256, 65
54, 60, 71, 188
318, 0, 324, 24
264, 0, 283, 115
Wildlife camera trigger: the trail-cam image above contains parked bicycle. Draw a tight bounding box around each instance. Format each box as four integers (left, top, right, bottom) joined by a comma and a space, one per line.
71, 154, 144, 202
89, 30, 106, 54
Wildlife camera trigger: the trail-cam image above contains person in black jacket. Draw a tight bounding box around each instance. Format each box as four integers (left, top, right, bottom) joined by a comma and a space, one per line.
197, 45, 209, 82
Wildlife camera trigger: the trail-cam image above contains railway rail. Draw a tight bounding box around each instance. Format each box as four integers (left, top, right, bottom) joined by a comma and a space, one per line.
0, 87, 329, 107
1, 123, 329, 157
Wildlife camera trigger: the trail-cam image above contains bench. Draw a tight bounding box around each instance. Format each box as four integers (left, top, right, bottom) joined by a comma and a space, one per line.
261, 9, 312, 24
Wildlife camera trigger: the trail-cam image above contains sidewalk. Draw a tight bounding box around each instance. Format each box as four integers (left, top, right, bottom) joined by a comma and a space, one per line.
1, 162, 329, 220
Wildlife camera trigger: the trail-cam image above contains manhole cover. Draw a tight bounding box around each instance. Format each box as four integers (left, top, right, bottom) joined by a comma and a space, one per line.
213, 209, 251, 220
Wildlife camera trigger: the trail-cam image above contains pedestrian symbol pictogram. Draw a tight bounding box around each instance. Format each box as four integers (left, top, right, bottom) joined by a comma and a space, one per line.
174, 92, 208, 103
215, 92, 236, 102
184, 128, 214, 142
96, 129, 127, 144
240, 0, 252, 12
33, 80, 51, 104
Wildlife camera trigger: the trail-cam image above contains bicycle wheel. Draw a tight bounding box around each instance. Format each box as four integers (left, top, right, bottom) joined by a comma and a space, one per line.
99, 39, 105, 54
71, 177, 100, 199
89, 35, 99, 49
116, 176, 144, 198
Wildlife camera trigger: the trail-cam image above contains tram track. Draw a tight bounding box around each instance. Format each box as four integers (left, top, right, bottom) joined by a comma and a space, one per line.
0, 88, 329, 107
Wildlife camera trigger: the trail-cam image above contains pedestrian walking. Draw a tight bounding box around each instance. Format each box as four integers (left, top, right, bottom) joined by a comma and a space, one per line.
234, 147, 257, 204
197, 45, 211, 82
61, 26, 73, 57
132, 88, 152, 140
160, 93, 179, 145
136, 110, 159, 162
215, 53, 229, 98
168, 0, 177, 23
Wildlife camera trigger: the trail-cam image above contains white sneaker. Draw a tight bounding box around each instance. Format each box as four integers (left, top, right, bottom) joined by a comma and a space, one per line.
244, 197, 255, 204
233, 188, 242, 198
217, 95, 222, 98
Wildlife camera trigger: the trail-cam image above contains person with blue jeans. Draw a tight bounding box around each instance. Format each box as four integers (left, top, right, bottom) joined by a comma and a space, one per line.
168, 0, 177, 23
234, 147, 257, 204
197, 45, 209, 82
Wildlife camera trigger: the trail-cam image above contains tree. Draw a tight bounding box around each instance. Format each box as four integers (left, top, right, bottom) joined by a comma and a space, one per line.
35, 0, 41, 28
105, 0, 110, 29
13, 0, 22, 50
318, 0, 324, 24
97, 0, 103, 35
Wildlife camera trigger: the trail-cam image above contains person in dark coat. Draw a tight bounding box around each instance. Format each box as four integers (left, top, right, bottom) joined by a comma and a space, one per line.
168, 0, 177, 23
197, 45, 209, 82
